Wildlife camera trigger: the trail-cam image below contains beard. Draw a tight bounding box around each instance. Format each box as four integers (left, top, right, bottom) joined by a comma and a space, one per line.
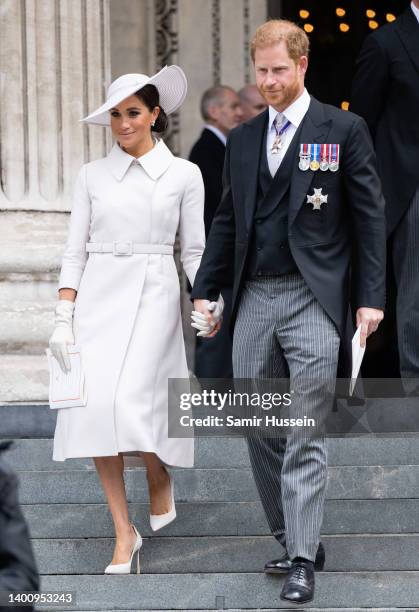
259, 78, 301, 111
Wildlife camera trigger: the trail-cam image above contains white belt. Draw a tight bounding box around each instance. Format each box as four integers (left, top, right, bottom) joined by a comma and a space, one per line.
86, 242, 173, 256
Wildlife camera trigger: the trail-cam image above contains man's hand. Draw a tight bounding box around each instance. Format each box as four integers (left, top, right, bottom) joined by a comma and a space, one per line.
356, 307, 384, 348
191, 297, 223, 338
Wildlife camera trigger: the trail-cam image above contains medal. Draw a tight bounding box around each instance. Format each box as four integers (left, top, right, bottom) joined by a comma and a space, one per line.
320, 144, 329, 171
306, 187, 328, 211
299, 143, 311, 171
309, 143, 320, 171
329, 143, 340, 172
271, 117, 292, 154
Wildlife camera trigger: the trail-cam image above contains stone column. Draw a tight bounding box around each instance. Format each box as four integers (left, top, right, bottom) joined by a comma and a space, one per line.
0, 0, 111, 402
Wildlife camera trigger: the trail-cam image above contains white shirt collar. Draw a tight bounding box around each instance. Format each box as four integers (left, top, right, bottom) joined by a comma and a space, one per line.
107, 139, 174, 181
268, 88, 311, 131
411, 1, 419, 23
204, 124, 227, 146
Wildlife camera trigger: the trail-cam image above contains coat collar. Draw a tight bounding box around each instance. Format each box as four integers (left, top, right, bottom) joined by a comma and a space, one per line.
107, 139, 175, 181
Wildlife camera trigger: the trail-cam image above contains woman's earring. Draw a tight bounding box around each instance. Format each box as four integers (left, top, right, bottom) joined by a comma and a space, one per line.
151, 121, 155, 127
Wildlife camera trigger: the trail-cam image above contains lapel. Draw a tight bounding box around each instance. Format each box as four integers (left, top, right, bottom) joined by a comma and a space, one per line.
241, 110, 269, 232
288, 97, 332, 228
395, 7, 419, 78
255, 120, 305, 220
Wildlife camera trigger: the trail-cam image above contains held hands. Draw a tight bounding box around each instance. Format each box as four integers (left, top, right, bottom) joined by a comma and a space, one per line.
191, 295, 224, 338
356, 307, 384, 348
49, 300, 75, 373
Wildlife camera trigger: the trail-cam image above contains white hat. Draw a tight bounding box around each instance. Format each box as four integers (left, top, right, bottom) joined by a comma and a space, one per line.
81, 65, 187, 126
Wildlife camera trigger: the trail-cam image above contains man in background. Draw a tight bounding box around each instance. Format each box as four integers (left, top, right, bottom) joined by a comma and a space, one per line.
238, 84, 267, 121
189, 86, 243, 379
351, 1, 419, 388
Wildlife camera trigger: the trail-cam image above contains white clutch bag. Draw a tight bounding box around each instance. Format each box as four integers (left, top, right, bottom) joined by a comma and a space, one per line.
46, 344, 87, 409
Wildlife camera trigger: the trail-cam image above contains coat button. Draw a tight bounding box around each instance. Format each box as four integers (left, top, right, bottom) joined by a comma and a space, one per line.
257, 246, 262, 252
256, 219, 261, 224
257, 270, 262, 276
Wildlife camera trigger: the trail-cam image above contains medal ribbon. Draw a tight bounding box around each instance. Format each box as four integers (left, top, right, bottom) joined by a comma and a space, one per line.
274, 118, 292, 140
330, 143, 340, 165
312, 143, 320, 164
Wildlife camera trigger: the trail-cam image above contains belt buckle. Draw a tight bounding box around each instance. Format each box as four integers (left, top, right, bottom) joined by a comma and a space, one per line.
113, 241, 133, 256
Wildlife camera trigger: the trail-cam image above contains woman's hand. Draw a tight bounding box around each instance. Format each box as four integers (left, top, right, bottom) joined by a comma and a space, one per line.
191, 295, 224, 338
49, 300, 76, 373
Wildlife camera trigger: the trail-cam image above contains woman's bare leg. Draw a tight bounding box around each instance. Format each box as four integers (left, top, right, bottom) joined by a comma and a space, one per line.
94, 455, 137, 564
142, 453, 172, 515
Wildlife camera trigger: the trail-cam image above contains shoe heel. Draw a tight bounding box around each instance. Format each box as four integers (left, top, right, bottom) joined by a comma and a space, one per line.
136, 549, 141, 574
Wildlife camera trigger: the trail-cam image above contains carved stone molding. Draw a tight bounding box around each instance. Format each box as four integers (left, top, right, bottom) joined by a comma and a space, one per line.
0, 0, 111, 212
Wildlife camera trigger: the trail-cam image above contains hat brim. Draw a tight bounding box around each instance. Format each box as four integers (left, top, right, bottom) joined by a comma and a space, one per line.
80, 65, 187, 126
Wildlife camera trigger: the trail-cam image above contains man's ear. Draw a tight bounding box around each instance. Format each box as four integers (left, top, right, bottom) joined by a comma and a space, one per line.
299, 55, 308, 76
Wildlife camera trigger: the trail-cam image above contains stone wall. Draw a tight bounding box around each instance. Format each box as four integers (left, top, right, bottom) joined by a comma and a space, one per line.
0, 0, 111, 402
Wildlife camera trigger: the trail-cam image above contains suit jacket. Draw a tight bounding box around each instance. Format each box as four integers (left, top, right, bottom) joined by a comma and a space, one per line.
350, 6, 419, 235
191, 98, 386, 375
189, 128, 226, 236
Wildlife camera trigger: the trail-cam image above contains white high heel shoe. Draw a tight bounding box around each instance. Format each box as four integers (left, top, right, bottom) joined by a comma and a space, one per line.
150, 471, 176, 531
104, 524, 142, 574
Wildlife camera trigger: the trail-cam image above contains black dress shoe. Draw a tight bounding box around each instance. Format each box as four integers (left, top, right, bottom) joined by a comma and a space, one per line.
264, 541, 325, 574
280, 560, 315, 604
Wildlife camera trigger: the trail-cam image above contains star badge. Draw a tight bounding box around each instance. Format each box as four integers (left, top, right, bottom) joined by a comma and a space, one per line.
306, 187, 328, 211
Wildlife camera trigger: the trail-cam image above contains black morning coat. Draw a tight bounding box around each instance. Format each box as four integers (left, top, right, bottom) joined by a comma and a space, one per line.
190, 97, 387, 376
350, 6, 419, 236
189, 128, 226, 237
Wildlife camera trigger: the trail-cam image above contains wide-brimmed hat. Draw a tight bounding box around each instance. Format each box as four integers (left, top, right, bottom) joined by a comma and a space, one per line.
81, 65, 187, 126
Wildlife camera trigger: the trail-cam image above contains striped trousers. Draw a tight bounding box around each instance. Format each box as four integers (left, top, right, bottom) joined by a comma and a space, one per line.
393, 186, 419, 382
233, 273, 340, 561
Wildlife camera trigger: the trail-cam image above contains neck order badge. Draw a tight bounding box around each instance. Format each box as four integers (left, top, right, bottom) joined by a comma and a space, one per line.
271, 118, 292, 154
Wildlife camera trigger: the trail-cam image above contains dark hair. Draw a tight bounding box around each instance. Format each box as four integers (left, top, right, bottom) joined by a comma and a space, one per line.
134, 84, 168, 133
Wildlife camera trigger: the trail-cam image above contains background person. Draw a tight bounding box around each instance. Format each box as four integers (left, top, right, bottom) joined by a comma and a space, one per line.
238, 84, 267, 121
189, 86, 242, 379
48, 67, 205, 574
351, 1, 419, 389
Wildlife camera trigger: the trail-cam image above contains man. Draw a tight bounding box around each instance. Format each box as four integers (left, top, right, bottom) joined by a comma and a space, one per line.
238, 84, 267, 121
351, 2, 419, 386
189, 86, 243, 379
191, 20, 385, 604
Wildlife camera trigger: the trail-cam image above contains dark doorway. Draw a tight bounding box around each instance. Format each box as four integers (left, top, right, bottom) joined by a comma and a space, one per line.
268, 0, 410, 109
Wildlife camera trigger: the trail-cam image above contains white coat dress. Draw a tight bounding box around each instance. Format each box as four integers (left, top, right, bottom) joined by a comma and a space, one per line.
53, 139, 205, 466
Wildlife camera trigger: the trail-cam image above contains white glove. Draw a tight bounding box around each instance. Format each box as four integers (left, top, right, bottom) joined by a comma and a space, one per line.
191, 294, 224, 337
49, 300, 75, 373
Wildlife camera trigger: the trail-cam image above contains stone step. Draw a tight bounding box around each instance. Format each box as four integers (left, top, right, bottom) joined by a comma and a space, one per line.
22, 499, 419, 538
32, 534, 419, 575
0, 361, 49, 404
36, 572, 419, 609
69, 610, 419, 612
16, 465, 419, 505
5, 436, 419, 470
2, 398, 419, 437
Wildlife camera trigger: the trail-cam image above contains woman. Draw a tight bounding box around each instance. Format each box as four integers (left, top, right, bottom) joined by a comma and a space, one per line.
48, 66, 206, 574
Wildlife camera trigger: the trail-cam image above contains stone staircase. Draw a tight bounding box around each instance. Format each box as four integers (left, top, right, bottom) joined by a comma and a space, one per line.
1, 405, 419, 611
